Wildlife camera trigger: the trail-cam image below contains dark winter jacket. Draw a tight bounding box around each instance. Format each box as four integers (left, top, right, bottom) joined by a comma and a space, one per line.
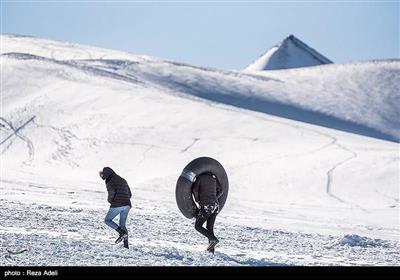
192, 172, 223, 207
102, 167, 132, 208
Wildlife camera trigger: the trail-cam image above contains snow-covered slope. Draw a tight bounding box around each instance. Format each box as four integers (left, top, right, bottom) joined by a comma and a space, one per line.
1, 35, 399, 266
3, 35, 399, 142
245, 35, 333, 71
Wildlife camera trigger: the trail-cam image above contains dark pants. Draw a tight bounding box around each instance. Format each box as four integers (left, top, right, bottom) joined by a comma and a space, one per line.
194, 204, 218, 241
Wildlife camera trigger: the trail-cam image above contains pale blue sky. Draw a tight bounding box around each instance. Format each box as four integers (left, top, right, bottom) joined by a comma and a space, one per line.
1, 1, 399, 69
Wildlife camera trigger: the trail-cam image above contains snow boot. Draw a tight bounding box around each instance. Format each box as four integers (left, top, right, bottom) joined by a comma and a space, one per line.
123, 239, 129, 249
115, 227, 127, 244
207, 238, 219, 251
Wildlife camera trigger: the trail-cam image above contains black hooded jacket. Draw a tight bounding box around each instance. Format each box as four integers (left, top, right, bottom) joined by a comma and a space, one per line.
102, 167, 132, 208
192, 172, 223, 207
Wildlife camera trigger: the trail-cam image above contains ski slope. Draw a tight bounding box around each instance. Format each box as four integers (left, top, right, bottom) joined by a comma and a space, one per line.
1, 34, 399, 266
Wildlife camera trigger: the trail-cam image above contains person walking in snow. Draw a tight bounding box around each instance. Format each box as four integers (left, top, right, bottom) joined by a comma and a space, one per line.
192, 172, 224, 253
99, 167, 132, 249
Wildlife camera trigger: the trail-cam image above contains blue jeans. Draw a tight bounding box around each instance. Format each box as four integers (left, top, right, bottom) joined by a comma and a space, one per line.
104, 206, 130, 239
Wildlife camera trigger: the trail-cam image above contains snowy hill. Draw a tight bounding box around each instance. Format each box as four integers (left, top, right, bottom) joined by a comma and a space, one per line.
245, 35, 333, 71
1, 34, 399, 266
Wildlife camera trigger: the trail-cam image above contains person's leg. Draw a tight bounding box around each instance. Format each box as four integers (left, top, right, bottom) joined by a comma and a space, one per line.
206, 212, 219, 253
104, 207, 121, 230
206, 212, 218, 241
118, 206, 130, 239
195, 208, 213, 240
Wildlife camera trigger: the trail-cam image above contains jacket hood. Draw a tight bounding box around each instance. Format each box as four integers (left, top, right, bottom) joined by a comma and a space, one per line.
102, 167, 115, 181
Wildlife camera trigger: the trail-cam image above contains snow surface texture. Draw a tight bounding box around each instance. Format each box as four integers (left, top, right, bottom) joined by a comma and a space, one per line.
1, 34, 399, 266
244, 34, 333, 71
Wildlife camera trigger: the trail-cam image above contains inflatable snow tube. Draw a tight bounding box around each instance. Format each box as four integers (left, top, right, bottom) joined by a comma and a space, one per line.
176, 157, 229, 219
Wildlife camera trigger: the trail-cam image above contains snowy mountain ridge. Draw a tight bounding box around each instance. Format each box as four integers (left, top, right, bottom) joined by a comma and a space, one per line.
2, 34, 399, 142
244, 34, 333, 71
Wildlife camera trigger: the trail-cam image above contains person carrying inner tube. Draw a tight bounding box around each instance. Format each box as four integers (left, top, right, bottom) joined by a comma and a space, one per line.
192, 172, 224, 253
99, 167, 132, 249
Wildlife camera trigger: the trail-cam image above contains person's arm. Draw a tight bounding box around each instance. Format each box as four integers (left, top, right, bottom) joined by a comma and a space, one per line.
192, 177, 200, 203
107, 183, 116, 203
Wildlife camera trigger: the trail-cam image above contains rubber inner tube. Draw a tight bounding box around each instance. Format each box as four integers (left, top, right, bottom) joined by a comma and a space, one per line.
175, 157, 229, 219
